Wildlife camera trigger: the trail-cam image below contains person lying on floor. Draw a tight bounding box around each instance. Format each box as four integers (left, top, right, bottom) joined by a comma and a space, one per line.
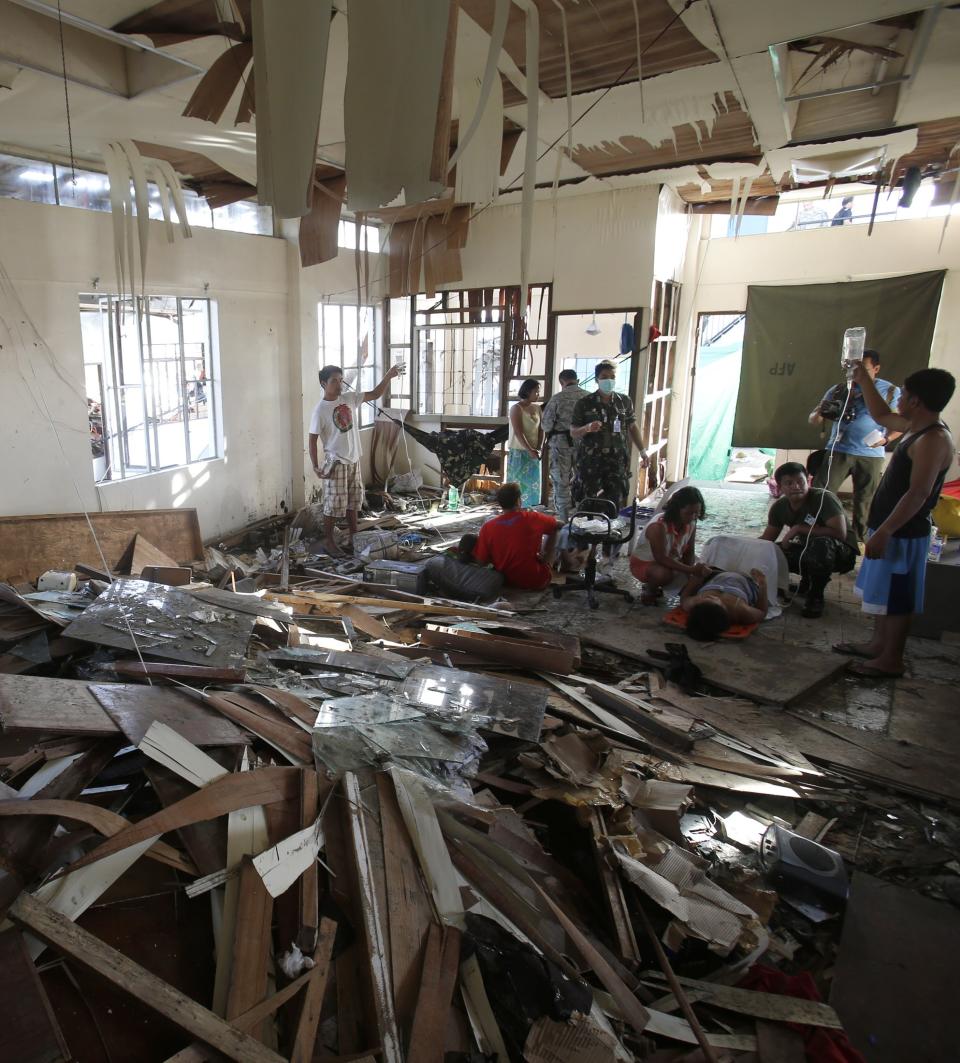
759, 461, 858, 618
474, 481, 561, 590
424, 533, 505, 602
630, 486, 712, 605
680, 568, 769, 640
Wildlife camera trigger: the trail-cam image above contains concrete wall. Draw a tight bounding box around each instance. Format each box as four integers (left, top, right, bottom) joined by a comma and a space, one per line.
667, 214, 960, 481
452, 185, 661, 311
0, 196, 292, 540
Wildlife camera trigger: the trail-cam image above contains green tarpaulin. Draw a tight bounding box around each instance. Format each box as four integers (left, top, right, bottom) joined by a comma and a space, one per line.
732, 271, 945, 449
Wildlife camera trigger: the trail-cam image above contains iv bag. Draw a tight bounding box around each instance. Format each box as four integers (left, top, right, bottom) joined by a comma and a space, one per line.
841, 326, 866, 367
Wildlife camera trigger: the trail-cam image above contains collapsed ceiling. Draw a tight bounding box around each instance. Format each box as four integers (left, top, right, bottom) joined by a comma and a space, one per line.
0, 1, 956, 227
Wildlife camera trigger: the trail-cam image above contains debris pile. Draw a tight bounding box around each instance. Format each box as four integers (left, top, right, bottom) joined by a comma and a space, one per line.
0, 506, 957, 1061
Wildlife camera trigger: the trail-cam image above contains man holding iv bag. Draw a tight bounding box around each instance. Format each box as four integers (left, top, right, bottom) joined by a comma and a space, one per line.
808, 328, 901, 543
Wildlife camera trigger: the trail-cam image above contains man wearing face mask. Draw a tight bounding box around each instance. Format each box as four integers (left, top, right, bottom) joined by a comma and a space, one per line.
570, 361, 649, 512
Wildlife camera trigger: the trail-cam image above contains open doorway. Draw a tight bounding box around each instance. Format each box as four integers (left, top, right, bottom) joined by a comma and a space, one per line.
685, 312, 775, 483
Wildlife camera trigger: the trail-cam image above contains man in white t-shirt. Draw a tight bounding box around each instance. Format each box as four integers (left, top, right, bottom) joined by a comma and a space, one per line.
308, 363, 401, 555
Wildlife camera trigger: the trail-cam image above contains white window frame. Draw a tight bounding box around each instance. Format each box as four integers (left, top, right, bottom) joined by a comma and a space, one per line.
318, 303, 382, 427
80, 293, 221, 482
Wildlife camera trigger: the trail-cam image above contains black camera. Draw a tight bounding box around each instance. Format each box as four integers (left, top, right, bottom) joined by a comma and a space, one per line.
819, 389, 855, 423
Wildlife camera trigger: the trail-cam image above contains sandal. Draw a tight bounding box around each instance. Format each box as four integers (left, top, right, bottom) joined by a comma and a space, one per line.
846, 660, 905, 679
832, 642, 875, 659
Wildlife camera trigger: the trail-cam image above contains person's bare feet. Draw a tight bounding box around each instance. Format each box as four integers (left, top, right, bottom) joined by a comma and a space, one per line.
323, 540, 344, 558
847, 658, 905, 678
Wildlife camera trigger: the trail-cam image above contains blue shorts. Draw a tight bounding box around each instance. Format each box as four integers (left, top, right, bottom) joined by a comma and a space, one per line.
854, 530, 929, 616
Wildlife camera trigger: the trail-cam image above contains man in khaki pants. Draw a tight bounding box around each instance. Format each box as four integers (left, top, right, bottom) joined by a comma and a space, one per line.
809, 349, 901, 543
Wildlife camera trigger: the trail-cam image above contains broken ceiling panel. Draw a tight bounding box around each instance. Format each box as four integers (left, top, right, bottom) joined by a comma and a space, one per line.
252, 0, 332, 218
460, 0, 720, 104
0, 0, 203, 98
345, 0, 453, 211
765, 128, 919, 182
895, 6, 960, 126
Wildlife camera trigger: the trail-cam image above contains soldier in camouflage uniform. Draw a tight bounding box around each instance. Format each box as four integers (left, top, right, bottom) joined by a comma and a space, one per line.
570, 361, 649, 511
541, 369, 589, 521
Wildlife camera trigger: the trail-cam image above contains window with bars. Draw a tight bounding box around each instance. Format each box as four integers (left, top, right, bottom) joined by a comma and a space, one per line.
318, 303, 382, 427
80, 294, 221, 483
0, 152, 273, 234
384, 285, 551, 417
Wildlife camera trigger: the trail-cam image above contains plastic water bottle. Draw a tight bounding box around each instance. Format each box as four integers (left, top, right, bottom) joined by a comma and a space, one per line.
928, 526, 944, 562
447, 485, 460, 512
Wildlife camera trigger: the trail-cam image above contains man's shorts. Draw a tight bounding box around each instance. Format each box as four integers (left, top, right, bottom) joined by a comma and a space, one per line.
854, 530, 929, 616
322, 460, 364, 518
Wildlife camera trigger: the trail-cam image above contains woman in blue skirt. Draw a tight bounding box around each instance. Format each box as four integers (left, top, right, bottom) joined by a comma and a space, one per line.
507, 378, 543, 507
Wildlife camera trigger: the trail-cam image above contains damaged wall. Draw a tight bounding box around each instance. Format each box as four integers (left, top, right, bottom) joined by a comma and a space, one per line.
667, 215, 960, 482
0, 197, 293, 539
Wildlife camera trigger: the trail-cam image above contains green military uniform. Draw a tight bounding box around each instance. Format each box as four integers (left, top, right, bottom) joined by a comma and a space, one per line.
570, 390, 636, 508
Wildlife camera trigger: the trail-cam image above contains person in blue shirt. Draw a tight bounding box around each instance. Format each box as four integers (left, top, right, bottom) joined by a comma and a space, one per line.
808, 349, 902, 543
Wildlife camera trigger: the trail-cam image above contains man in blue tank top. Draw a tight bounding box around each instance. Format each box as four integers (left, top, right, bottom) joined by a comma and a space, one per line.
834, 365, 955, 678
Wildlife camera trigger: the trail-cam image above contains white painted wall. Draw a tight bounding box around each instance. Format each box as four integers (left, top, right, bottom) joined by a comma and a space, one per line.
0, 197, 292, 540
452, 185, 660, 311
667, 215, 960, 481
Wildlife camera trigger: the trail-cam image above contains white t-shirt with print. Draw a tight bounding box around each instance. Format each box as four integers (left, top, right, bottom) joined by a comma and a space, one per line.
309, 390, 363, 466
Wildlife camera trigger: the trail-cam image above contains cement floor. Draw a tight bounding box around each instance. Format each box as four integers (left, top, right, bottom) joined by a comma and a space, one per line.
495, 483, 960, 738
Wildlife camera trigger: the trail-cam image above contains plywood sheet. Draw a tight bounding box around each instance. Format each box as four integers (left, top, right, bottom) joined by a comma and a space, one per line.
0, 674, 119, 736
0, 509, 203, 585
90, 683, 249, 747
831, 873, 960, 1063
583, 624, 845, 706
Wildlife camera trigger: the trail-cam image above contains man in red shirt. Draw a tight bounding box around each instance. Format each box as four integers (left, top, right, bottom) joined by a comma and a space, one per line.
474, 482, 560, 590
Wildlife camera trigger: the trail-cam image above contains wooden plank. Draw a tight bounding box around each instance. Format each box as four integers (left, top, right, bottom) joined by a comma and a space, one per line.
0, 739, 118, 916
92, 683, 249, 747
289, 917, 337, 1063
0, 799, 195, 875
407, 923, 462, 1063
344, 772, 402, 1063
582, 624, 847, 706
116, 534, 181, 576
0, 674, 118, 736
831, 872, 960, 1063
110, 660, 246, 683
579, 680, 693, 751
55, 766, 299, 874
145, 764, 227, 877
9, 892, 284, 1063
0, 927, 69, 1063
0, 509, 204, 585
420, 628, 575, 674
587, 810, 641, 966
225, 857, 274, 1041
268, 590, 511, 620
164, 966, 320, 1063
199, 691, 312, 764
340, 603, 417, 645
299, 770, 320, 952
376, 772, 434, 1041
138, 722, 232, 787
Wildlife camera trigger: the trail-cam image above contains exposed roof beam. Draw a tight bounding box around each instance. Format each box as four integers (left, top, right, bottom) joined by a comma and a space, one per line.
1, 0, 203, 98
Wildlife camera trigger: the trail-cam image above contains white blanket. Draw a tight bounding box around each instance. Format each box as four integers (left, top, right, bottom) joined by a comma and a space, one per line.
699, 535, 788, 620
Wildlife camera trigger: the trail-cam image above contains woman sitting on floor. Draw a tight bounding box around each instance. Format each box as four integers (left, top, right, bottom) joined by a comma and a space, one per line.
630, 486, 711, 605
680, 567, 769, 640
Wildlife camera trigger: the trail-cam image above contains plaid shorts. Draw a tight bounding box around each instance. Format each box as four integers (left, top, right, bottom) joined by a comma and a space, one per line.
322, 460, 364, 517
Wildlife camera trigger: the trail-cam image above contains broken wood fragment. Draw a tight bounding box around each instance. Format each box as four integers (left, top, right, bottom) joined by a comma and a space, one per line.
9, 892, 284, 1063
